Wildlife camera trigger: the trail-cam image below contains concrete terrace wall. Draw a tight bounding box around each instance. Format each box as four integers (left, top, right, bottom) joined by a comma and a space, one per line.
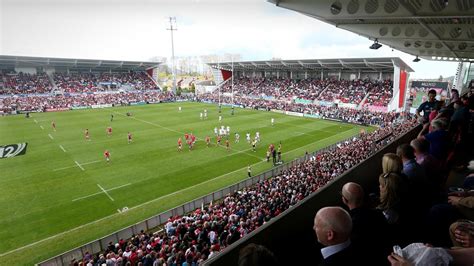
203, 125, 421, 266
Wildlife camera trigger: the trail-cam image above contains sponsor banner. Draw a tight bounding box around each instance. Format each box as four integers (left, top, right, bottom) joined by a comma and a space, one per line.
367, 105, 388, 113
294, 98, 313, 105
45, 107, 70, 112
337, 103, 358, 109
1, 143, 28, 159
316, 101, 335, 107
91, 104, 113, 109
17, 110, 42, 114
130, 102, 146, 106
286, 111, 304, 117
271, 109, 285, 114
304, 114, 320, 119
71, 106, 91, 110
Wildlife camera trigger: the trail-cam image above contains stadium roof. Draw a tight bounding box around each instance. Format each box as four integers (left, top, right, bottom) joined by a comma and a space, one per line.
0, 55, 161, 71
208, 57, 413, 72
268, 0, 474, 62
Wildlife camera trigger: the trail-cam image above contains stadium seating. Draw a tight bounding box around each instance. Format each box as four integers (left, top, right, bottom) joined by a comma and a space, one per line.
363, 79, 394, 107
0, 91, 173, 113
0, 72, 52, 94
217, 77, 393, 106
53, 72, 158, 93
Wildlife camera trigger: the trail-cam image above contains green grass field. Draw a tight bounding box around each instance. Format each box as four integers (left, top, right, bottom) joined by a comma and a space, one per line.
0, 102, 367, 265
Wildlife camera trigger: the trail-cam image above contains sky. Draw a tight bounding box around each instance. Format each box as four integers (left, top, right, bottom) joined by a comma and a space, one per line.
0, 0, 459, 79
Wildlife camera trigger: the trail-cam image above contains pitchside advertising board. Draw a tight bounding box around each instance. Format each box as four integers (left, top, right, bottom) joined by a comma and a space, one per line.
408, 81, 449, 113
0, 143, 28, 159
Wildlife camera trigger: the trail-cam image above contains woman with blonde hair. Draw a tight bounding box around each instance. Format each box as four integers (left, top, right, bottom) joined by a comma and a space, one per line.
382, 153, 403, 174
378, 172, 406, 224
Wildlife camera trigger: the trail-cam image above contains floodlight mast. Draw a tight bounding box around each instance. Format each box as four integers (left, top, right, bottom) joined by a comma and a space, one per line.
167, 17, 177, 93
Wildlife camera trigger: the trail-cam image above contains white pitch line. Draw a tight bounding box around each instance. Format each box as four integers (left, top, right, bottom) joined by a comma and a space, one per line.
53, 160, 101, 171
72, 183, 131, 202
81, 160, 101, 166
97, 184, 114, 201
34, 119, 38, 124
74, 161, 85, 171
40, 125, 44, 130
59, 145, 67, 152
48, 134, 54, 140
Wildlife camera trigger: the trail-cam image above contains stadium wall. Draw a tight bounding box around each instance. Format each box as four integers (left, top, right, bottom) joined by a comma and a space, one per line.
203, 125, 421, 266
37, 131, 367, 266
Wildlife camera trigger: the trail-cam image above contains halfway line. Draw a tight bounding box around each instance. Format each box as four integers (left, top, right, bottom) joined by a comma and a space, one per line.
40, 125, 44, 130
59, 145, 67, 152
48, 134, 54, 140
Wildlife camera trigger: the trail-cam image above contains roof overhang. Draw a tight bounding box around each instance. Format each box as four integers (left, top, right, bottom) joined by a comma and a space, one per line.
0, 55, 161, 71
207, 57, 413, 72
268, 0, 474, 62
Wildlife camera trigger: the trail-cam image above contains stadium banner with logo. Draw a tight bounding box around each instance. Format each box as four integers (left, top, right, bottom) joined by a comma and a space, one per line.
337, 103, 358, 109
367, 105, 388, 113
45, 107, 70, 112
304, 114, 320, 119
315, 101, 335, 107
294, 98, 313, 105
130, 102, 146, 106
1, 143, 28, 159
71, 106, 91, 110
271, 109, 285, 114
91, 104, 113, 109
285, 111, 304, 117
409, 81, 449, 109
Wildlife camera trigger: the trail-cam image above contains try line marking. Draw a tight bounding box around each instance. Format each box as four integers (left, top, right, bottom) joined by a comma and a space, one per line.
0, 127, 360, 258
53, 160, 101, 171
72, 183, 132, 202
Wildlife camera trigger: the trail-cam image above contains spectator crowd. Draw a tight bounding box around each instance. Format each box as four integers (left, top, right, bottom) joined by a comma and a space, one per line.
217, 77, 393, 106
